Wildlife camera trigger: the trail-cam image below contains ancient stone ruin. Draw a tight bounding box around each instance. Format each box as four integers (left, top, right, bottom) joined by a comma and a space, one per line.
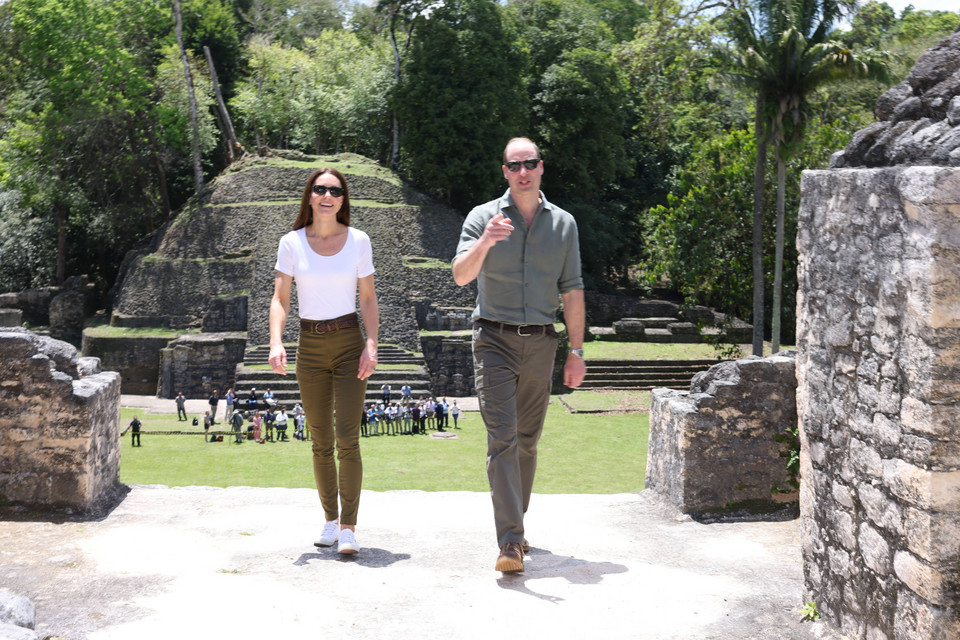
797, 26, 960, 640
646, 351, 798, 518
834, 26, 960, 169
95, 151, 476, 398
0, 328, 122, 514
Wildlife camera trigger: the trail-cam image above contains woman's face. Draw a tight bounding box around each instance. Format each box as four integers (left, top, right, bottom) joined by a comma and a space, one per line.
310, 172, 345, 220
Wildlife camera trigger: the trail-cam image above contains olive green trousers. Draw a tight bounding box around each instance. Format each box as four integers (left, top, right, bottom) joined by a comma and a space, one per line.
297, 326, 367, 526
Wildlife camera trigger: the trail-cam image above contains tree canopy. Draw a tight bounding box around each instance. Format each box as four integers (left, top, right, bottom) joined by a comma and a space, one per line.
0, 0, 958, 345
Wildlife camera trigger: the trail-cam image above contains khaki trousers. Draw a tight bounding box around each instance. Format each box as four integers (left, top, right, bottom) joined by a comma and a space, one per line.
472, 323, 557, 547
297, 326, 367, 526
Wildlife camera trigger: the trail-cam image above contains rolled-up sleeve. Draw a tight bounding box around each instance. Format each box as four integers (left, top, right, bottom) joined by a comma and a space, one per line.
558, 217, 583, 294
455, 207, 492, 260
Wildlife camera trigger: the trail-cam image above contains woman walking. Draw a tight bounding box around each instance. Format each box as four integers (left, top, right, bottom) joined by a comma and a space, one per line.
269, 168, 378, 555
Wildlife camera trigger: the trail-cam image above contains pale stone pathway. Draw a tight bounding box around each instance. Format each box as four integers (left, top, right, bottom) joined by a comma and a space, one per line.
0, 395, 839, 639
0, 486, 840, 640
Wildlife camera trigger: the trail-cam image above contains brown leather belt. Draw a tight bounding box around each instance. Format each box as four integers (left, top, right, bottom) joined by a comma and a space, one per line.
475, 317, 556, 337
300, 313, 359, 334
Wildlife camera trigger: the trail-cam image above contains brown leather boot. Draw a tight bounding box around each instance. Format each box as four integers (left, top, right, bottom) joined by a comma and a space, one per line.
495, 542, 525, 573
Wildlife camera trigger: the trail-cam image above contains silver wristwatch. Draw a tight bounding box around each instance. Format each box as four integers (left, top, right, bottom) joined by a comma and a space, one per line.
569, 348, 584, 358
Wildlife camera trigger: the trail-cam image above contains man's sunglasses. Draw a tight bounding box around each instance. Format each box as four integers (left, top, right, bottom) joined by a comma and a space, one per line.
311, 185, 345, 197
503, 159, 541, 172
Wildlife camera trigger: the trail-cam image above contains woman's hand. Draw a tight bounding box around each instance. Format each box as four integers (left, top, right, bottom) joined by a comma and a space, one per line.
358, 343, 378, 380
269, 344, 288, 375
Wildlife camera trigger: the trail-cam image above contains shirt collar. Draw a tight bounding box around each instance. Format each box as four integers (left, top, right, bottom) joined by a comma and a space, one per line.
501, 189, 551, 215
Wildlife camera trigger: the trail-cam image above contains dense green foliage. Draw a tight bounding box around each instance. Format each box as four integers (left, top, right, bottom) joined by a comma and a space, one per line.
0, 0, 958, 343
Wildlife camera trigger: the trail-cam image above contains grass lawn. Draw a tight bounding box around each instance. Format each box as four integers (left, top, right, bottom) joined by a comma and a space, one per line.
559, 390, 652, 413
119, 402, 648, 494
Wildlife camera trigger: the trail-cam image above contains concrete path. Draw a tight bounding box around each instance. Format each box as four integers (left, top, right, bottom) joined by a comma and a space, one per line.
0, 486, 838, 640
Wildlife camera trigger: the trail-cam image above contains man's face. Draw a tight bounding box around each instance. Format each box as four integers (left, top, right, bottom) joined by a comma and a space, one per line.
502, 140, 543, 196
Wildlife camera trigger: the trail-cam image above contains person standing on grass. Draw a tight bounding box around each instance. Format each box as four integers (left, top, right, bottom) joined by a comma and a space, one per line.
252, 411, 263, 443
275, 406, 289, 441
452, 137, 586, 573
451, 400, 461, 428
231, 409, 244, 444
176, 392, 187, 421
269, 167, 379, 556
264, 407, 275, 442
203, 410, 213, 441
225, 388, 235, 422
129, 416, 142, 447
208, 389, 220, 423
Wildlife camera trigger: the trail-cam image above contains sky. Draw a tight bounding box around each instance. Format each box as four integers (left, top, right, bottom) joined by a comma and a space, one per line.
884, 0, 960, 14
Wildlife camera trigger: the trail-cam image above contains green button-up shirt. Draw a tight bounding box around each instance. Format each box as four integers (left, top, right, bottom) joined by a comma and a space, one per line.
455, 189, 583, 325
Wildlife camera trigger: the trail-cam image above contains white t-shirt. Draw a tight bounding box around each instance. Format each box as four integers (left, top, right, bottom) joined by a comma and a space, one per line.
275, 227, 375, 321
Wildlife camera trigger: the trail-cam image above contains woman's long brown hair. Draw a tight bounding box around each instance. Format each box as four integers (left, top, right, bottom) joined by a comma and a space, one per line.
292, 168, 351, 230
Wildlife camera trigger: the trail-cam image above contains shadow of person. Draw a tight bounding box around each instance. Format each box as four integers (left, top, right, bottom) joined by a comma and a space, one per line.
496, 546, 628, 603
294, 546, 411, 569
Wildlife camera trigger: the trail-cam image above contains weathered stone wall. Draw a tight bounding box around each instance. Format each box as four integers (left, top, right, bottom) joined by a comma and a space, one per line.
646, 352, 798, 517
80, 333, 171, 395
0, 276, 99, 329
797, 167, 960, 639
420, 335, 474, 396
157, 333, 247, 399
0, 328, 122, 514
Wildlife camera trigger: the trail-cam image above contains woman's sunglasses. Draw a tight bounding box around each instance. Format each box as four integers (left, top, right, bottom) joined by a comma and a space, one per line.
503, 159, 541, 172
311, 185, 345, 197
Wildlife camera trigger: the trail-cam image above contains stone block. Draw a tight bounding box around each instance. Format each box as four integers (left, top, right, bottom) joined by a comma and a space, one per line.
895, 590, 960, 640
884, 458, 960, 512
858, 482, 903, 531
903, 506, 960, 564
49, 291, 85, 343
859, 523, 892, 575
850, 438, 883, 478
611, 318, 645, 340
894, 551, 959, 607
0, 309, 21, 328
0, 623, 38, 640
0, 589, 34, 629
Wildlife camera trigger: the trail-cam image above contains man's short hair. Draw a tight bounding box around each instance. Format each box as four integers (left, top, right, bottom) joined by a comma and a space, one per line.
503, 137, 541, 163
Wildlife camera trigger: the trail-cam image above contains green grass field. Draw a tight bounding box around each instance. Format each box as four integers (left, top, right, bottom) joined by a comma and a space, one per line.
120, 402, 648, 494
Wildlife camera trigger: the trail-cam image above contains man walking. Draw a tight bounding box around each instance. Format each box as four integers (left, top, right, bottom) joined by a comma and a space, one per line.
453, 137, 586, 573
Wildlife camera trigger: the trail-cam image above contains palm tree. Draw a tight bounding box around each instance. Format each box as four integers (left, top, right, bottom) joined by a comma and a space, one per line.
718, 0, 891, 354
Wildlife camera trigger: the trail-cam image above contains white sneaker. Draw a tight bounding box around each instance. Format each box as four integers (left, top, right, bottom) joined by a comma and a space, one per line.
338, 528, 360, 555
314, 520, 339, 547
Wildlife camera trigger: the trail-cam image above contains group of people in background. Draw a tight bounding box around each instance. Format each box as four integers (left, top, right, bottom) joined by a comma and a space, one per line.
204, 402, 306, 444
198, 387, 279, 424
362, 396, 460, 436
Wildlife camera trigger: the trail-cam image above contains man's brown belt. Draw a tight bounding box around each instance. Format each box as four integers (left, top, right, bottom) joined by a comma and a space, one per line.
475, 317, 556, 337
300, 313, 359, 334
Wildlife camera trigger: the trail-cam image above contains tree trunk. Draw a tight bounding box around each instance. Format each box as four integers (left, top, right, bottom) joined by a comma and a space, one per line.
56, 203, 67, 284
203, 45, 240, 163
772, 153, 785, 354
389, 14, 402, 172
173, 0, 204, 192
751, 93, 767, 357
155, 155, 171, 219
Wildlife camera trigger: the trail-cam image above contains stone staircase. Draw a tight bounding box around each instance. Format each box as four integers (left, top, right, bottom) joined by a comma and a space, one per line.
233, 344, 431, 408
581, 358, 721, 391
